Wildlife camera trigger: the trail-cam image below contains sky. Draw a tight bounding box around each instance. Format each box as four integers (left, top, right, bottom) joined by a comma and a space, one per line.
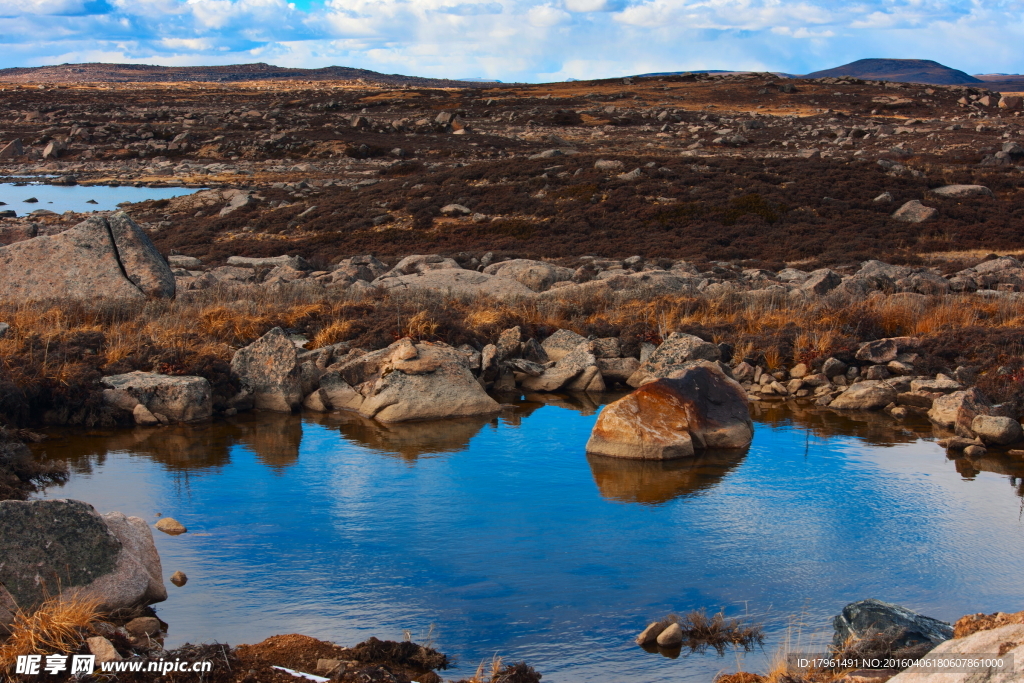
1, 0, 1023, 83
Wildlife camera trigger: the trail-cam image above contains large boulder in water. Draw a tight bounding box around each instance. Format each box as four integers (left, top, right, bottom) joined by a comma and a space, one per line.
586, 361, 753, 459
316, 338, 500, 423
833, 599, 953, 651
0, 499, 166, 632
0, 212, 174, 302
230, 327, 302, 412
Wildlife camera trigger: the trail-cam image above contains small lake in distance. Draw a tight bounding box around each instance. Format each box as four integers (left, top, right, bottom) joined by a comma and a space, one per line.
33, 398, 1024, 682
0, 183, 200, 214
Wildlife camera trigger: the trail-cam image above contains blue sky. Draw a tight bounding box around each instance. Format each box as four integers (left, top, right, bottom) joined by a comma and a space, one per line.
1, 0, 1023, 82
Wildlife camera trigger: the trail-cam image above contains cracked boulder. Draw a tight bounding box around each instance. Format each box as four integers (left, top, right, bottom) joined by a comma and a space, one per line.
0, 211, 174, 302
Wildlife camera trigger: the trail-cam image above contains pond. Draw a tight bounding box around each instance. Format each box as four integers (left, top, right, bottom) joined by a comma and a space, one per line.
0, 183, 200, 214
32, 398, 1024, 682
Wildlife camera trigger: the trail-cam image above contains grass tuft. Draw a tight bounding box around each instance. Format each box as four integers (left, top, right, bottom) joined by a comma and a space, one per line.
0, 595, 102, 669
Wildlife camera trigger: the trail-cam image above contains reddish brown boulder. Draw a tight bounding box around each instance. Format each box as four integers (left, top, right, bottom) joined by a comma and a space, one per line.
585, 361, 752, 460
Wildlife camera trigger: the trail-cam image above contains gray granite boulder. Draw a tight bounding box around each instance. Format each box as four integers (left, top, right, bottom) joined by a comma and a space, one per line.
521, 341, 596, 392
828, 381, 897, 410
627, 333, 721, 387
483, 259, 559, 292
887, 623, 1024, 683
0, 212, 174, 303
101, 372, 212, 422
0, 499, 166, 631
106, 212, 176, 298
317, 339, 500, 422
541, 329, 588, 362
230, 327, 302, 412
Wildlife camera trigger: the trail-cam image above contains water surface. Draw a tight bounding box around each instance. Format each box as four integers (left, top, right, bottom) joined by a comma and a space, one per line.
34, 398, 1024, 682
0, 183, 199, 214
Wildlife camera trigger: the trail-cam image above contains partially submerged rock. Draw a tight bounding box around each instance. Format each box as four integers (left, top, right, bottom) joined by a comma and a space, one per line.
833, 598, 953, 651
101, 372, 213, 423
231, 327, 303, 412
829, 381, 897, 410
316, 339, 500, 423
586, 362, 752, 459
0, 499, 165, 630
928, 388, 992, 437
154, 517, 187, 535
521, 340, 598, 392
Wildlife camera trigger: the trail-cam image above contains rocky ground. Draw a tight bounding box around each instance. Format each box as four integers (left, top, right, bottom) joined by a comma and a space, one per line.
1, 73, 1023, 265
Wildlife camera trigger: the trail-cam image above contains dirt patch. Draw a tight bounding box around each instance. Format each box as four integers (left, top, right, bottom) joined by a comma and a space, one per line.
347, 636, 449, 672
235, 633, 350, 674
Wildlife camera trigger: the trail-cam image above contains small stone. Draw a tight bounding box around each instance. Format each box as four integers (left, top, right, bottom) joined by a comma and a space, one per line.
656, 622, 683, 647
170, 570, 188, 587
155, 517, 187, 535
440, 203, 471, 216
865, 365, 890, 380
971, 415, 1023, 445
636, 621, 666, 645
892, 200, 936, 223
822, 357, 847, 378
317, 659, 345, 675
790, 363, 808, 378
87, 636, 122, 663
125, 616, 161, 638
133, 403, 160, 426
963, 444, 987, 458
0, 322, 9, 339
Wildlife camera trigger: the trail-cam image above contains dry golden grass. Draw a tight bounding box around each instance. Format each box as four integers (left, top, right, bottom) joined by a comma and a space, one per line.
3, 285, 1024, 406
311, 319, 357, 348
0, 595, 101, 670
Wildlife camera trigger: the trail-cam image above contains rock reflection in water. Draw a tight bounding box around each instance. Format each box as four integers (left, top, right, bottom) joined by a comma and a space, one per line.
233, 413, 303, 471
307, 411, 497, 460
33, 412, 302, 474
586, 449, 747, 505
752, 401, 938, 445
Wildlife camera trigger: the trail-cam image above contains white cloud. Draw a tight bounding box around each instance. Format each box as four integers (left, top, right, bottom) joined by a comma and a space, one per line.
526, 3, 570, 25
0, 0, 1023, 81
563, 0, 623, 13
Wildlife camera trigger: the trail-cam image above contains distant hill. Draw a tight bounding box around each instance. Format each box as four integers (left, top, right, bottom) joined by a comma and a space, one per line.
800, 59, 982, 85
0, 62, 489, 88
973, 74, 1024, 91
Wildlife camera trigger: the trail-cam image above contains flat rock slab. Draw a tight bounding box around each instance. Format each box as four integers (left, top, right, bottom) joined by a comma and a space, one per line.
930, 184, 993, 198
372, 269, 536, 298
